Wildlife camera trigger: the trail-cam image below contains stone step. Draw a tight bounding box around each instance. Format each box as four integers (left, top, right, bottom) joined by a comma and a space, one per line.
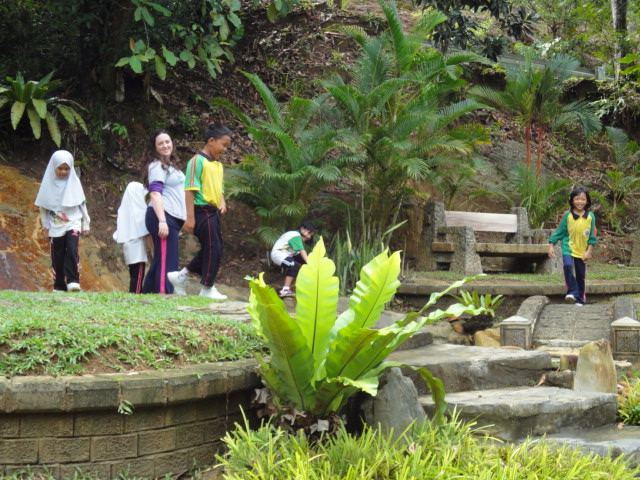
533, 303, 612, 348
420, 386, 617, 442
389, 344, 552, 394
530, 424, 640, 468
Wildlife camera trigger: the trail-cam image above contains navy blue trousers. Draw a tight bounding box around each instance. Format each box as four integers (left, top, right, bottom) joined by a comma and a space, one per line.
142, 208, 183, 294
563, 254, 587, 303
186, 205, 222, 287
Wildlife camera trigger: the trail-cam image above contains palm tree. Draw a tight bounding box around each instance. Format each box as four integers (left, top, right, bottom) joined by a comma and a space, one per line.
468, 48, 538, 169
470, 49, 601, 176
318, 1, 490, 241
530, 54, 601, 176
209, 71, 352, 247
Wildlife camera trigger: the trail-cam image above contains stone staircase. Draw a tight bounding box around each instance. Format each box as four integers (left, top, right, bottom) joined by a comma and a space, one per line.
389, 344, 617, 441
387, 341, 640, 466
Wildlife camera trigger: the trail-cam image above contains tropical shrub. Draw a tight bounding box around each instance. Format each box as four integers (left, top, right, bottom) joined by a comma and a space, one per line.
591, 127, 640, 233
618, 373, 640, 426
509, 164, 572, 228
451, 290, 504, 317
211, 71, 350, 247
469, 48, 601, 176
329, 216, 406, 296
450, 289, 505, 334
318, 1, 490, 242
0, 72, 87, 147
246, 238, 484, 432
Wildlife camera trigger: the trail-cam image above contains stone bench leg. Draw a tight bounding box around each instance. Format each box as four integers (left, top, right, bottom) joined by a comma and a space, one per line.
535, 244, 561, 274
449, 226, 483, 276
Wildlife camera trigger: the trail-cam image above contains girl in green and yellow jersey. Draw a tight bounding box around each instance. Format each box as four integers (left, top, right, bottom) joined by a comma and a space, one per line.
548, 187, 597, 307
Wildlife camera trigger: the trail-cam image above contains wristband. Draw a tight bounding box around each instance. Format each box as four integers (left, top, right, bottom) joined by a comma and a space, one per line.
159, 220, 167, 223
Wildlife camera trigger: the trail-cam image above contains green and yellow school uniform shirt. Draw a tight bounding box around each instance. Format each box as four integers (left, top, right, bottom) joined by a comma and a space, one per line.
549, 210, 597, 258
184, 152, 223, 207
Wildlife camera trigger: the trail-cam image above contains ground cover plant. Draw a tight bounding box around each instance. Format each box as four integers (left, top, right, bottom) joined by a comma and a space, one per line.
618, 370, 640, 425
0, 291, 264, 377
216, 414, 639, 479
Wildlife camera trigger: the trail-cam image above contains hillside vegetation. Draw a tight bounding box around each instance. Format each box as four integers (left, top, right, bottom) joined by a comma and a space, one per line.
2, 0, 640, 291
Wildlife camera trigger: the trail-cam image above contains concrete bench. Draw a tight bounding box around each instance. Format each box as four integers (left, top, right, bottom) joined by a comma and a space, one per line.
423, 202, 561, 275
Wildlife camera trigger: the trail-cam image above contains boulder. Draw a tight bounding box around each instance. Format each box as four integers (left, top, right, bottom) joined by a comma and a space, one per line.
474, 328, 500, 347
573, 340, 617, 394
361, 367, 426, 439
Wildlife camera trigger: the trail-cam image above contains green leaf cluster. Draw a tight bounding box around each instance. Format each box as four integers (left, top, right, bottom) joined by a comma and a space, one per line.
0, 72, 87, 147
211, 71, 349, 246
115, 0, 246, 80
215, 1, 491, 246
591, 127, 640, 233
618, 374, 640, 426
451, 290, 504, 317
509, 164, 572, 228
247, 238, 484, 419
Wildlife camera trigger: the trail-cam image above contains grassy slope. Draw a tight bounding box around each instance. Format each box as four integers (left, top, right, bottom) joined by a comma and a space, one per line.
0, 291, 264, 377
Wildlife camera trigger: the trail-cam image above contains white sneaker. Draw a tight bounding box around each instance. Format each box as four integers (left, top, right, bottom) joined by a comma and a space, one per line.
564, 294, 575, 303
167, 271, 188, 296
67, 282, 81, 292
199, 285, 227, 300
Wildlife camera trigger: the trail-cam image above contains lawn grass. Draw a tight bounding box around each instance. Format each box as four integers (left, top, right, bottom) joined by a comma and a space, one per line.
0, 290, 264, 377
408, 262, 640, 285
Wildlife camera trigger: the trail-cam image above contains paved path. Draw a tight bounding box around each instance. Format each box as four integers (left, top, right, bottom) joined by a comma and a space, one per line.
533, 303, 613, 348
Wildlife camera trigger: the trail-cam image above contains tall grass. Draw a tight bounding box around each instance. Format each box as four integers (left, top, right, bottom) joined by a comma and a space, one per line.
216, 413, 639, 479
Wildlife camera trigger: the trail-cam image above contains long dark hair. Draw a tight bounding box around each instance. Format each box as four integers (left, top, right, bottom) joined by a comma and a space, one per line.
142, 129, 182, 187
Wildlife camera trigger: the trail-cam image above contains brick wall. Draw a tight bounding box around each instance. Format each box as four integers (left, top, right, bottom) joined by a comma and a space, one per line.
0, 359, 261, 479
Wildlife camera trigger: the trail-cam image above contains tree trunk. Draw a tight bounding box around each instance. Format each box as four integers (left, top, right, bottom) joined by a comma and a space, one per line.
76, 0, 135, 98
536, 126, 544, 177
610, 0, 629, 80
525, 123, 532, 169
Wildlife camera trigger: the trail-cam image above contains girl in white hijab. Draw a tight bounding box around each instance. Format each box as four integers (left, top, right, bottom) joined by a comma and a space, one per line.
113, 182, 150, 293
34, 150, 90, 292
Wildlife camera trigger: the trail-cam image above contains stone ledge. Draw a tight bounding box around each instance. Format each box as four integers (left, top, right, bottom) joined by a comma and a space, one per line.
398, 282, 640, 297
0, 359, 261, 414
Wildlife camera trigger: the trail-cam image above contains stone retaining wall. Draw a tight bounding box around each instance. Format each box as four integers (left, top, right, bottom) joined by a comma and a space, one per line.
0, 359, 261, 479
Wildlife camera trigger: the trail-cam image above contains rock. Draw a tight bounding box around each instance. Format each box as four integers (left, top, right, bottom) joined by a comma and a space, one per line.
422, 321, 471, 345
559, 354, 578, 370
361, 367, 426, 439
473, 328, 500, 347
573, 340, 617, 394
545, 370, 574, 389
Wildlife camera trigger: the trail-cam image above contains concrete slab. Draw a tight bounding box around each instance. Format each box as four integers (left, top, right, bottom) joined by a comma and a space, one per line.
420, 386, 617, 441
534, 303, 612, 348
389, 344, 552, 394
534, 425, 640, 468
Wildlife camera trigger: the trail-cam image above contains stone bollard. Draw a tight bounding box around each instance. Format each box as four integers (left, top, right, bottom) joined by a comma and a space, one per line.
611, 316, 640, 358
499, 315, 533, 349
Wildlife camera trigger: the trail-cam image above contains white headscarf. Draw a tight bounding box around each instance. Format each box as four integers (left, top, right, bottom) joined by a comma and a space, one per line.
34, 150, 86, 211
113, 182, 149, 243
